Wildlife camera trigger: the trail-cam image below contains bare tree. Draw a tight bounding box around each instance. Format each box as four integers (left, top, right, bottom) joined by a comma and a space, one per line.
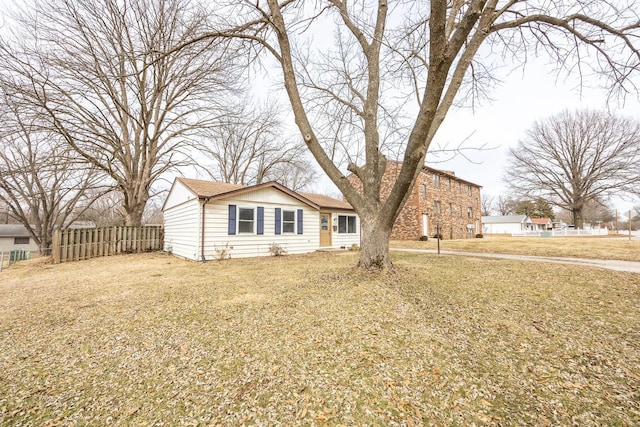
554, 197, 615, 227
142, 199, 165, 225
631, 205, 640, 230
581, 199, 615, 226
0, 201, 12, 225
73, 190, 126, 227
495, 194, 518, 216
188, 1, 638, 268
481, 194, 495, 216
265, 158, 319, 192
0, 89, 107, 255
506, 110, 640, 228
200, 100, 317, 189
0, 0, 236, 226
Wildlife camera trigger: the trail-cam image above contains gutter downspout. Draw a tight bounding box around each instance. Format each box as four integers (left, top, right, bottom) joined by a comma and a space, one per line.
201, 197, 211, 262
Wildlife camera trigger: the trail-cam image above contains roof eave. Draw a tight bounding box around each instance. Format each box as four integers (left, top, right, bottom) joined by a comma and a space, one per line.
205, 181, 321, 210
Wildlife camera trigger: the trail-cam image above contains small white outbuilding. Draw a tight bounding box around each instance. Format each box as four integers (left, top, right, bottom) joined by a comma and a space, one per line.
162, 178, 361, 260
481, 215, 535, 235
0, 224, 39, 253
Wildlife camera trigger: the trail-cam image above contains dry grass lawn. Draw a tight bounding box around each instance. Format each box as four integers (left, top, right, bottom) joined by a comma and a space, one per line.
1, 251, 639, 426
392, 235, 640, 261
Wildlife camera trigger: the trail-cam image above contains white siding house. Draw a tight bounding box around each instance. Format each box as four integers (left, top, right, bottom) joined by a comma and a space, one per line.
162, 178, 360, 261
0, 224, 39, 253
481, 215, 535, 235
531, 218, 553, 230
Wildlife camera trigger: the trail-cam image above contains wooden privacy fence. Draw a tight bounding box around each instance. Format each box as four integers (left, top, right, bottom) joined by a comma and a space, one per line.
52, 225, 163, 264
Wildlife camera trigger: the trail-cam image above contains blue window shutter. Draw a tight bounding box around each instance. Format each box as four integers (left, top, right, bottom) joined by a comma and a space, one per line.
275, 208, 281, 235
297, 209, 303, 234
257, 207, 264, 235
228, 205, 236, 235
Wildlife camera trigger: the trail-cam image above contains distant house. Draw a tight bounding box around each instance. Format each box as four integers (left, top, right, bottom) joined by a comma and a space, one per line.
349, 161, 483, 240
162, 178, 360, 260
531, 218, 553, 231
0, 224, 39, 253
481, 215, 535, 235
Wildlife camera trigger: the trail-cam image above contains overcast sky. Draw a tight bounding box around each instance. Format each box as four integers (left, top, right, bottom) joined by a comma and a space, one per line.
4, 1, 637, 215
424, 58, 640, 214
309, 56, 640, 214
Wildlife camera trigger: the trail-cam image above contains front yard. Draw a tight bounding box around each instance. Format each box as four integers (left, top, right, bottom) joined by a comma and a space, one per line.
1, 251, 639, 425
392, 235, 640, 261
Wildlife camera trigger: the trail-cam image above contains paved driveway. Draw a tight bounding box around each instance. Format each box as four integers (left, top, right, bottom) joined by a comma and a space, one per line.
391, 248, 640, 274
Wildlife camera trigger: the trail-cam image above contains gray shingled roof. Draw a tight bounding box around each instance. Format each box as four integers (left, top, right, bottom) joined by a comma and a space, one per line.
0, 224, 31, 238
481, 215, 528, 224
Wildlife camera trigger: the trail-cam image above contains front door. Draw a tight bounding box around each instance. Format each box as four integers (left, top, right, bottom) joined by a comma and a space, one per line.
422, 214, 428, 237
319, 213, 332, 247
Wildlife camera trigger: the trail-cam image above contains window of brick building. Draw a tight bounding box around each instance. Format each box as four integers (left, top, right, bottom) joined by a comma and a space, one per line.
433, 174, 440, 187
467, 185, 472, 196
434, 201, 441, 215
421, 184, 426, 198
467, 207, 473, 219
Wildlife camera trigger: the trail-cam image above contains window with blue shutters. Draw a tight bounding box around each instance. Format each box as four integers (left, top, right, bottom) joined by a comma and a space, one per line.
238, 208, 255, 233
275, 208, 281, 235
257, 207, 264, 235
282, 210, 295, 233
297, 209, 303, 234
228, 205, 236, 235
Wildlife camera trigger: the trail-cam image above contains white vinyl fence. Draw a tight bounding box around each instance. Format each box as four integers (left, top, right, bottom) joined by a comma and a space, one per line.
512, 227, 609, 237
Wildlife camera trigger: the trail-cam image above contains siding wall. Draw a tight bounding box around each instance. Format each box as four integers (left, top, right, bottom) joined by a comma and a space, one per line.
202, 188, 320, 259
163, 199, 201, 260
482, 222, 525, 235
0, 236, 39, 253
330, 212, 361, 248
163, 182, 362, 260
163, 181, 198, 211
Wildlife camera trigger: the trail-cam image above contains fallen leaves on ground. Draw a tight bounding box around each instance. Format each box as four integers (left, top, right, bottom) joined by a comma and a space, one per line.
1, 251, 639, 426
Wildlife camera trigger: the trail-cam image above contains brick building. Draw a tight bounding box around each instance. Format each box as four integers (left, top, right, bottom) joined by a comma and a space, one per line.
351, 161, 483, 240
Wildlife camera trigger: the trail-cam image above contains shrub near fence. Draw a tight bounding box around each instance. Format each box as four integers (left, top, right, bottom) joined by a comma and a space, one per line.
52, 225, 163, 264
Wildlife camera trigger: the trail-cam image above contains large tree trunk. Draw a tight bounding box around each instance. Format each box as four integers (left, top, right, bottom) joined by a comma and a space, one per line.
39, 237, 52, 256
122, 179, 151, 226
255, 0, 640, 271
572, 208, 584, 229
123, 203, 145, 226
357, 215, 393, 270
123, 192, 148, 226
